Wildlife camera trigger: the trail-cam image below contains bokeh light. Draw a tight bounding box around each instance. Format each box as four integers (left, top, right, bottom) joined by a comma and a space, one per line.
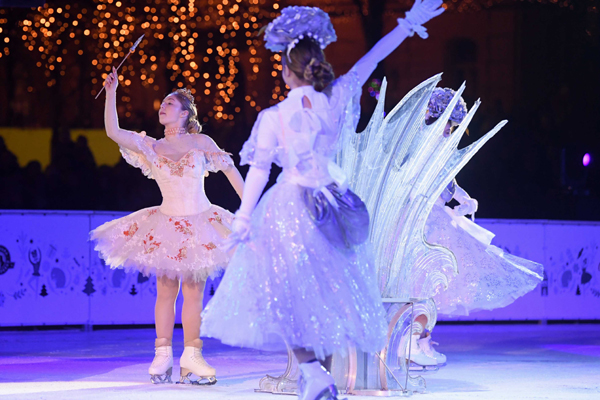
0, 0, 287, 124
583, 153, 591, 167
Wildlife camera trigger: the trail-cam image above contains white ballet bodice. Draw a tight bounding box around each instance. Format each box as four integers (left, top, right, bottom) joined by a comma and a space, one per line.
152, 149, 211, 216
119, 135, 233, 217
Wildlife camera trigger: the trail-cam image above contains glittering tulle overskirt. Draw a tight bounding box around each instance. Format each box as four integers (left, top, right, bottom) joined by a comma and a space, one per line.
91, 206, 233, 282
426, 204, 543, 316
201, 181, 387, 360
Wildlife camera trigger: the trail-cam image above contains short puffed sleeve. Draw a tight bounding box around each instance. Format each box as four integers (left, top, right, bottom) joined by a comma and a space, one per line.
239, 107, 281, 170
203, 150, 234, 174
119, 131, 157, 180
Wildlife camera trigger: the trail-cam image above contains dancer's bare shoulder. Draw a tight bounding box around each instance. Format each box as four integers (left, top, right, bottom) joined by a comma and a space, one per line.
192, 133, 224, 153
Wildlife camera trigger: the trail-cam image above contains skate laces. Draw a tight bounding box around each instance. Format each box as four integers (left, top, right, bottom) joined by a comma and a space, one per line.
151, 351, 171, 368
190, 349, 210, 367
420, 336, 443, 359
191, 348, 202, 361
419, 337, 436, 358
424, 336, 441, 350
422, 345, 435, 358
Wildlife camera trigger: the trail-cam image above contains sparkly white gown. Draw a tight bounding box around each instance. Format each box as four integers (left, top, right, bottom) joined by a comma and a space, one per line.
426, 181, 543, 316
91, 133, 234, 282
201, 72, 388, 360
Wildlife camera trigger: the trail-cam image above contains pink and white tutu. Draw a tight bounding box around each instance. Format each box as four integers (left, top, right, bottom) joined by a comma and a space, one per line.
91, 205, 233, 282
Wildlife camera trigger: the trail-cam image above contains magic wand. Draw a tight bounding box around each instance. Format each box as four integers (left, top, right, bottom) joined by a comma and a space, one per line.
95, 34, 144, 99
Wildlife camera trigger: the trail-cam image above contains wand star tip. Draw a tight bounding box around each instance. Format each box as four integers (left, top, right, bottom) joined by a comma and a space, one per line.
131, 34, 145, 51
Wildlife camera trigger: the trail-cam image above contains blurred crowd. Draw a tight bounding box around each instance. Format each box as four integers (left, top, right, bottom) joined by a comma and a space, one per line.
0, 102, 598, 221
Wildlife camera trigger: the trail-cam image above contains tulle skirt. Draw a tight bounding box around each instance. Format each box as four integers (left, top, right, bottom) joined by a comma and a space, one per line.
201, 181, 387, 360
91, 205, 233, 282
426, 204, 543, 316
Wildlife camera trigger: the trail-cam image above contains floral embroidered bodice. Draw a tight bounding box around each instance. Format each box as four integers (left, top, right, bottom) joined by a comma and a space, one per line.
120, 134, 233, 216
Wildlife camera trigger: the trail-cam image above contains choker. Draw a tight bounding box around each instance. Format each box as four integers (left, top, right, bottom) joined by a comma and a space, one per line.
164, 127, 187, 137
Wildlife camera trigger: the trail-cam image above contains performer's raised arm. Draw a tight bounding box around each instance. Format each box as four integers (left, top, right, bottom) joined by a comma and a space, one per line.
103, 66, 147, 152
353, 0, 445, 86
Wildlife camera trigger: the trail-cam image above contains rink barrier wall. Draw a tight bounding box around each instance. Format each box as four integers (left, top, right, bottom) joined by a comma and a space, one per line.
441, 218, 600, 322
0, 210, 598, 327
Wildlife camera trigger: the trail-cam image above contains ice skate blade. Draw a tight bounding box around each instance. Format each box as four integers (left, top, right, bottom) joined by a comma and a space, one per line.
150, 367, 173, 384
314, 385, 345, 400
177, 372, 217, 386
408, 362, 439, 373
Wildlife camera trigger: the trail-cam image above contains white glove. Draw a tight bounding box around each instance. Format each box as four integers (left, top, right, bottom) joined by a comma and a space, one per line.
454, 198, 478, 217
223, 166, 270, 250
231, 213, 251, 238
398, 0, 445, 39
223, 212, 251, 251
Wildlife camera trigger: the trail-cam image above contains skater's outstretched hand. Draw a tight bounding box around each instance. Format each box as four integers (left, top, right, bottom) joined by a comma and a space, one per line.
352, 0, 445, 86
405, 0, 445, 27
452, 184, 478, 217
104, 67, 119, 96
233, 214, 251, 238
222, 213, 251, 251
454, 198, 478, 217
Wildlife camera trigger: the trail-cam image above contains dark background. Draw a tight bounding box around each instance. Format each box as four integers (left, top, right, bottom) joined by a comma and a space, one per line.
0, 0, 598, 220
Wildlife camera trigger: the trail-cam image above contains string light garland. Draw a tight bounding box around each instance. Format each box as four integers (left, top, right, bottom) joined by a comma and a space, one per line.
0, 0, 593, 124
0, 0, 286, 124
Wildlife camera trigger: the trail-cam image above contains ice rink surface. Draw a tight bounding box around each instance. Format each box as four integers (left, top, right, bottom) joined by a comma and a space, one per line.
1, 324, 599, 399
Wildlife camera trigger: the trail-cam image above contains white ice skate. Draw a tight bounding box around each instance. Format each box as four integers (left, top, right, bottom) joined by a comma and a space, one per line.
149, 345, 173, 384
406, 335, 438, 371
298, 361, 344, 400
418, 335, 447, 366
178, 346, 217, 385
